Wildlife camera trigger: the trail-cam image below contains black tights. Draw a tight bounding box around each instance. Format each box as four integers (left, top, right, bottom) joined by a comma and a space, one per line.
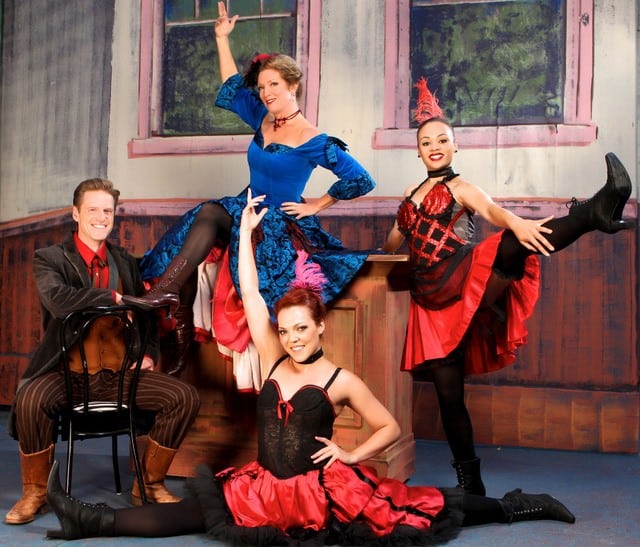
431, 351, 475, 462
493, 211, 591, 279
179, 202, 233, 268
461, 493, 506, 526
114, 499, 205, 537
111, 494, 505, 536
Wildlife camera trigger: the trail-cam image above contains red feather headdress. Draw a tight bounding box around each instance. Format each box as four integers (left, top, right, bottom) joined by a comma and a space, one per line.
413, 77, 444, 123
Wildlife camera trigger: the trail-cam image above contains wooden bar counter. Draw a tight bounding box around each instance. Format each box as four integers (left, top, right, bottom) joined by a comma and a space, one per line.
166, 254, 415, 481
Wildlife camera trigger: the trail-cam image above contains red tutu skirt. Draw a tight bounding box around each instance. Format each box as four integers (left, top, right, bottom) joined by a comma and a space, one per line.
402, 231, 540, 376
187, 461, 464, 546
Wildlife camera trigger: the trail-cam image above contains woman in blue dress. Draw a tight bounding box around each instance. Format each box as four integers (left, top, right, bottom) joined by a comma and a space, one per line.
126, 2, 376, 375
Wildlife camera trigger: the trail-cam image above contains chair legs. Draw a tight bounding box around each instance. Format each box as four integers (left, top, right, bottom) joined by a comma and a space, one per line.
65, 424, 74, 495
111, 435, 122, 494
129, 433, 147, 504
65, 430, 146, 504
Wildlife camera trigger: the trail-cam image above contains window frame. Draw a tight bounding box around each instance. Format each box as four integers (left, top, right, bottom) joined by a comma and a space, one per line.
373, 0, 596, 150
130, 0, 320, 157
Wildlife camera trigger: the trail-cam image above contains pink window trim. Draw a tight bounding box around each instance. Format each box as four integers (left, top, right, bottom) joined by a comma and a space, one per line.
373, 0, 596, 150
130, 0, 321, 157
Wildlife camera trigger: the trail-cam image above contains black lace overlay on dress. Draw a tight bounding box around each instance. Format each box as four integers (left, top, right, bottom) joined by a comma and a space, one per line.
257, 358, 341, 479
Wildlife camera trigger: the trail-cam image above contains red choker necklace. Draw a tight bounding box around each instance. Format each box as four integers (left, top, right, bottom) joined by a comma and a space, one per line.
273, 109, 301, 131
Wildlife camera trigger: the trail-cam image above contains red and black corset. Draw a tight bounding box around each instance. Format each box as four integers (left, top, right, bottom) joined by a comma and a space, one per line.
397, 182, 475, 309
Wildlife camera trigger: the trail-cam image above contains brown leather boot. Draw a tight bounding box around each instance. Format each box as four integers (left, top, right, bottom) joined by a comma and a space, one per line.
131, 438, 181, 505
164, 303, 195, 376
5, 444, 54, 524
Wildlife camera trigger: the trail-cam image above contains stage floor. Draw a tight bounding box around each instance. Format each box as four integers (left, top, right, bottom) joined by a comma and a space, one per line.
0, 409, 638, 546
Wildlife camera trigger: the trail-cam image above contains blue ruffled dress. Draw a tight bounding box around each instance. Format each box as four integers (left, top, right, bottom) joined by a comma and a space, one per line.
139, 73, 375, 315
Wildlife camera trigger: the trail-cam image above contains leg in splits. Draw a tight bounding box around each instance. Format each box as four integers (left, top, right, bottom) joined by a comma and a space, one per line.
45, 460, 575, 541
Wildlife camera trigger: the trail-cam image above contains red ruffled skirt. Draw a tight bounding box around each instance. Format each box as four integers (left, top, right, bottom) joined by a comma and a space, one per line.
402, 231, 540, 376
187, 460, 463, 546
222, 460, 445, 534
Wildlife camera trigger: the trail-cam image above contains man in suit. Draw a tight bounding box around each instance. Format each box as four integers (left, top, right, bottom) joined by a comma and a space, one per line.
5, 178, 200, 525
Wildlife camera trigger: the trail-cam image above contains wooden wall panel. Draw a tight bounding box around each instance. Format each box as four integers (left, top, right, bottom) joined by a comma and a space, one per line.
413, 382, 639, 453
0, 220, 72, 404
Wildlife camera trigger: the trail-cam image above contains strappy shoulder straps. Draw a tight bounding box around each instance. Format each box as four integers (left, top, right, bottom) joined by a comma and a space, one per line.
323, 367, 342, 390
266, 355, 288, 379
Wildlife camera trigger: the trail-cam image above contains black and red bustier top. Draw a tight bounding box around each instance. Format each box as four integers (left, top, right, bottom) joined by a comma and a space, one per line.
256, 357, 341, 479
396, 179, 476, 310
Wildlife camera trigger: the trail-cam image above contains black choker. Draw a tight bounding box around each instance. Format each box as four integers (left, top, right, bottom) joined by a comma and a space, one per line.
273, 109, 301, 131
292, 347, 324, 365
427, 167, 455, 179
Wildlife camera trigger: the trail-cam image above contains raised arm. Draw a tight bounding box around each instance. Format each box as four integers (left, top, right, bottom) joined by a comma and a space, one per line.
214, 1, 239, 83
238, 190, 286, 377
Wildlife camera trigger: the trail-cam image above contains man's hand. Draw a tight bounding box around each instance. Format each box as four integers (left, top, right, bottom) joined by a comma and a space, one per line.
131, 356, 155, 371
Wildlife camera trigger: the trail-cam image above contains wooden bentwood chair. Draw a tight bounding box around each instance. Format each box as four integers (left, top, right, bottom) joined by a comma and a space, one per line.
58, 305, 150, 503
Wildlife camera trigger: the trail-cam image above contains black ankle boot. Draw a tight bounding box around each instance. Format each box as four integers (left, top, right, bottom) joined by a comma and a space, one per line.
568, 152, 634, 234
45, 460, 116, 539
498, 488, 575, 524
452, 457, 486, 496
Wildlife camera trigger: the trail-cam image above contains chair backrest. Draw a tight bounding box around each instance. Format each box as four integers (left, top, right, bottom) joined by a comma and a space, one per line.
59, 306, 150, 426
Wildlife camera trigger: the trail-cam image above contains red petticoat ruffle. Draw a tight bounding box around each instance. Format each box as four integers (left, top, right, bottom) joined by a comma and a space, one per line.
402, 231, 540, 376
211, 248, 251, 352
219, 460, 446, 537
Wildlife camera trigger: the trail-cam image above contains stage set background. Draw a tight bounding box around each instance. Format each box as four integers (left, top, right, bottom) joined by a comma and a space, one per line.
1, 1, 638, 468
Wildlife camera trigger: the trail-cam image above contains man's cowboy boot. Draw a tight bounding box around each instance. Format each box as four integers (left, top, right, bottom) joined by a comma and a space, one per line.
5, 444, 54, 524
131, 438, 182, 505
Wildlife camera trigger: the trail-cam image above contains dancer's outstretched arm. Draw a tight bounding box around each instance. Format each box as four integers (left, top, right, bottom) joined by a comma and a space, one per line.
238, 190, 284, 382
214, 1, 239, 82
453, 179, 555, 256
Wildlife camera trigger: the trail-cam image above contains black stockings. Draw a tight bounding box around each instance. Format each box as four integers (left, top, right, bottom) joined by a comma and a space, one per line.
111, 492, 509, 537
113, 499, 205, 537
493, 212, 590, 279
179, 202, 233, 267
430, 353, 476, 462
461, 493, 506, 526
112, 494, 506, 535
